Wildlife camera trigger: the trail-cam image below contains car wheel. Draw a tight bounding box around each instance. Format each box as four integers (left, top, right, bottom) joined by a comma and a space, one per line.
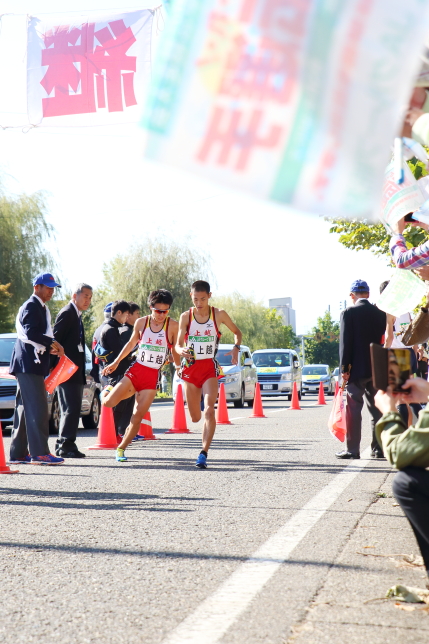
298, 388, 302, 400
49, 394, 60, 435
287, 394, 292, 401
82, 394, 101, 429
233, 385, 245, 408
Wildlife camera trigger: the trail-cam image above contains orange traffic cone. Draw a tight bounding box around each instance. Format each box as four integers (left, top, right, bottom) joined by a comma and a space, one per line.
250, 383, 267, 418
334, 381, 339, 396
289, 382, 301, 410
87, 404, 118, 449
165, 384, 190, 434
138, 411, 159, 440
318, 381, 327, 405
216, 383, 231, 425
0, 422, 19, 474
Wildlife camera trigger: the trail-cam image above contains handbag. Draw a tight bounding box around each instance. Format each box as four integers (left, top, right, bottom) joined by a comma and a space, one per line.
402, 307, 429, 345
328, 387, 347, 442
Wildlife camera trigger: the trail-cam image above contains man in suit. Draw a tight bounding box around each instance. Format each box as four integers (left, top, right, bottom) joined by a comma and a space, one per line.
336, 279, 387, 460
53, 283, 93, 458
9, 273, 65, 465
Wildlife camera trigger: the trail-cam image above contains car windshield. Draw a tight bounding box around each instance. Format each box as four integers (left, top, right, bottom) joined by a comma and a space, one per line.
302, 366, 328, 376
216, 349, 238, 366
253, 353, 291, 367
0, 338, 15, 365
333, 367, 339, 376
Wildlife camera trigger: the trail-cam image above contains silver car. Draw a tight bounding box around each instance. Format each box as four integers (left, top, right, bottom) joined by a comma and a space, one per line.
301, 364, 335, 396
217, 344, 257, 407
0, 332, 101, 433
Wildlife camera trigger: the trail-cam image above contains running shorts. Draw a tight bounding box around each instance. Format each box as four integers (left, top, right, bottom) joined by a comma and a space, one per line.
180, 359, 219, 389
124, 362, 159, 392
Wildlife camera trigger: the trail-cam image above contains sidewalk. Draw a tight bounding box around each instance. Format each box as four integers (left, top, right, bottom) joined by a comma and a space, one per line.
288, 470, 429, 644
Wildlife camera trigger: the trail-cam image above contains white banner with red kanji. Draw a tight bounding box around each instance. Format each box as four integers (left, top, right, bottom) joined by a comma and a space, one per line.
142, 0, 429, 220
27, 10, 154, 126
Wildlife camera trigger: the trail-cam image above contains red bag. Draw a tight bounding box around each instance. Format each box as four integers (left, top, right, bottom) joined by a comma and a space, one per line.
45, 355, 78, 394
328, 387, 347, 442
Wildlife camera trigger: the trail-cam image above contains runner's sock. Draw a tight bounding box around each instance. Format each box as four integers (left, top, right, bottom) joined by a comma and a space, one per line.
200, 450, 208, 457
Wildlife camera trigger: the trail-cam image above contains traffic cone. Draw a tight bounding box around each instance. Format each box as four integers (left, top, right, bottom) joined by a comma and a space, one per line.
250, 383, 267, 418
334, 381, 339, 396
289, 382, 301, 410
318, 381, 327, 405
165, 384, 190, 434
0, 422, 19, 474
87, 404, 118, 449
138, 411, 159, 440
216, 383, 231, 425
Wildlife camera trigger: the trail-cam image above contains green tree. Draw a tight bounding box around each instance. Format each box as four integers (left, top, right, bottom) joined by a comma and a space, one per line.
93, 238, 211, 325
0, 189, 57, 326
212, 293, 297, 351
0, 283, 13, 333
329, 156, 429, 258
304, 311, 339, 369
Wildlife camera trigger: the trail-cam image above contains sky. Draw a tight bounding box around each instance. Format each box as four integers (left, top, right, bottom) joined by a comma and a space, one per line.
0, 0, 394, 334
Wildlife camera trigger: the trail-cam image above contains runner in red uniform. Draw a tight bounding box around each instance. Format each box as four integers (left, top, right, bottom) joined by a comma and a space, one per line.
103, 290, 180, 461
176, 280, 242, 468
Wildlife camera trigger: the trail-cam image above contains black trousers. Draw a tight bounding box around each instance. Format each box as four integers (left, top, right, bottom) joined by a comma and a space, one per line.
392, 467, 429, 573
55, 381, 84, 454
346, 377, 382, 455
10, 373, 50, 459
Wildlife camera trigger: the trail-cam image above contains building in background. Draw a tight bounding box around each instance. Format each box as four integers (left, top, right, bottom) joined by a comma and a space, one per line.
269, 297, 296, 333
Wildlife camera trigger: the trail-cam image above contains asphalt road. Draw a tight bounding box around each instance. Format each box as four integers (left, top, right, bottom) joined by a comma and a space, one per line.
0, 394, 398, 643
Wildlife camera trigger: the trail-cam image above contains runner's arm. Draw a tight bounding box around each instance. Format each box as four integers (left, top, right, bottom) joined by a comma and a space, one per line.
216, 309, 242, 365
168, 320, 181, 368
103, 318, 144, 375
175, 312, 193, 360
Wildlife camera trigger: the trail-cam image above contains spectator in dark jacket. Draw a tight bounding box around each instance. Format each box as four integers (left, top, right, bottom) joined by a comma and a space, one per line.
99, 300, 132, 436
90, 302, 112, 385
336, 279, 387, 460
53, 283, 93, 458
9, 273, 65, 465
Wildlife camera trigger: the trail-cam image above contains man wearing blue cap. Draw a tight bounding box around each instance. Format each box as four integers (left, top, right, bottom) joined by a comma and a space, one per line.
9, 273, 65, 465
336, 280, 387, 460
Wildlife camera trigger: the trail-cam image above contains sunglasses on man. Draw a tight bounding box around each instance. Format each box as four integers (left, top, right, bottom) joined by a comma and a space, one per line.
151, 307, 170, 314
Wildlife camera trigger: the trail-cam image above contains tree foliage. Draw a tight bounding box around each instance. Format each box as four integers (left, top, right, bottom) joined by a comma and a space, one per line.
0, 189, 57, 325
0, 283, 13, 333
212, 293, 297, 351
304, 311, 339, 369
329, 156, 429, 258
93, 238, 212, 325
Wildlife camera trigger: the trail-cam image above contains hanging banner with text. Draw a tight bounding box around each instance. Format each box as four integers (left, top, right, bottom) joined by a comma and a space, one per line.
27, 10, 154, 127
143, 0, 429, 219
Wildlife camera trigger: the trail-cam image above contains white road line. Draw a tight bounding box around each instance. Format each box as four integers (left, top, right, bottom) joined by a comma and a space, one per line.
162, 447, 372, 644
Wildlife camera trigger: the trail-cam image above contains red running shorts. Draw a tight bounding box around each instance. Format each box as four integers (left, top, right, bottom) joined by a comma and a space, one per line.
181, 359, 217, 389
124, 362, 159, 392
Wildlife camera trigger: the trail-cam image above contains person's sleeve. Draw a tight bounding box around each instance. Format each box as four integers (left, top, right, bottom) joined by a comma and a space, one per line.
53, 308, 72, 345
390, 234, 429, 269
376, 405, 429, 469
339, 310, 352, 373
21, 303, 53, 348
102, 327, 123, 359
412, 113, 429, 146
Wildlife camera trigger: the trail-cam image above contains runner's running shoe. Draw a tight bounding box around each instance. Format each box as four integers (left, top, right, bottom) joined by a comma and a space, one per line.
31, 454, 64, 465
8, 456, 31, 464
195, 453, 207, 469
116, 448, 127, 462
132, 435, 145, 442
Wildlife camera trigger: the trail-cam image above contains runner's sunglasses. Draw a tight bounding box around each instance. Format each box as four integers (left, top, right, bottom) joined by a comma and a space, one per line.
151, 307, 170, 314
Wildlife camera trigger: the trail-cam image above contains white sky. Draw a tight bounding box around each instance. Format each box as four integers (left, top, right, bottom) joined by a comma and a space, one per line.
0, 0, 394, 334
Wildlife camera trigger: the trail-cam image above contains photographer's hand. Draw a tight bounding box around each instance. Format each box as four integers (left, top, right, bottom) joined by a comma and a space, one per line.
374, 388, 399, 415
399, 377, 429, 404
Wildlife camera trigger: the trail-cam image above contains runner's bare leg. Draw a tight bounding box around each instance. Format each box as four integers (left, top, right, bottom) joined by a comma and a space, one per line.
201, 377, 218, 452
184, 382, 203, 423
118, 389, 157, 450
103, 376, 136, 407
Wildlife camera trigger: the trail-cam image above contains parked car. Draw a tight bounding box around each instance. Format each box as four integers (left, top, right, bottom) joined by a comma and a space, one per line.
252, 349, 302, 400
332, 367, 339, 384
172, 344, 257, 408
301, 364, 335, 396
0, 332, 101, 433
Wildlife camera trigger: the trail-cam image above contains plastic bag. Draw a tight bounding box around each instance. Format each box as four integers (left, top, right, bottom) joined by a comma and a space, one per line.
45, 355, 78, 394
328, 387, 347, 442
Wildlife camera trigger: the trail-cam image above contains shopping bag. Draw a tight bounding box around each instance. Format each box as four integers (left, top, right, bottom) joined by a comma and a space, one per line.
328, 387, 347, 442
45, 355, 78, 394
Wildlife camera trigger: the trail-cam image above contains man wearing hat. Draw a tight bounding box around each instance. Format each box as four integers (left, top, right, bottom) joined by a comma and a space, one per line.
9, 273, 65, 465
336, 280, 387, 460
